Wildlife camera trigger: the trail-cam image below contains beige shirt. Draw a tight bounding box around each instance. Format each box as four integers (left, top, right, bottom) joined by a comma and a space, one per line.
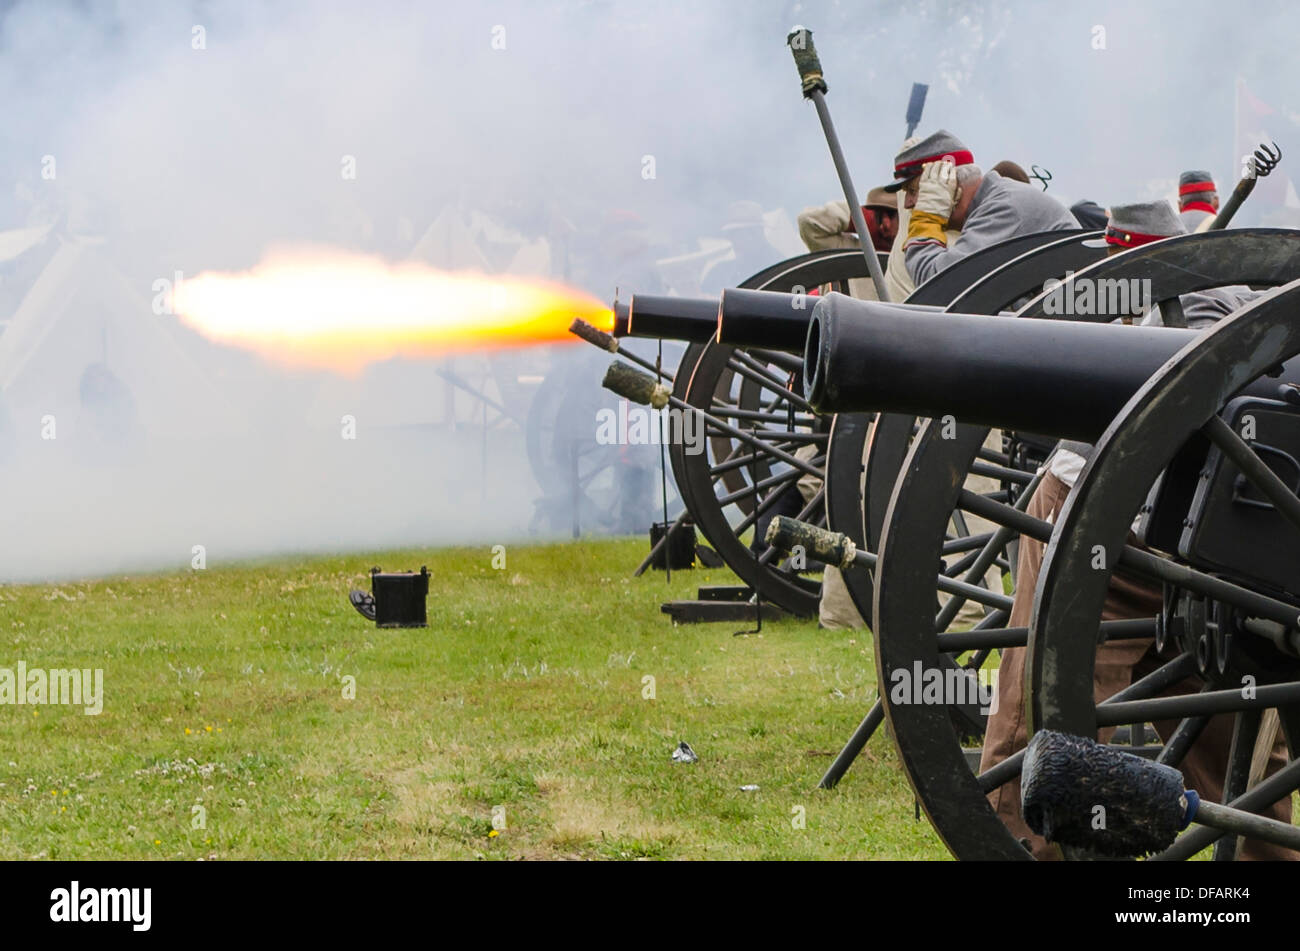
797, 200, 880, 300
887, 196, 961, 300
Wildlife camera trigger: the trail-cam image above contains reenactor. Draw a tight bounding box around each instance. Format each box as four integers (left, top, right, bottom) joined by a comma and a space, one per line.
1069, 199, 1109, 229
1075, 200, 1262, 329
796, 186, 902, 627
990, 160, 1030, 184
886, 130, 1077, 286
1177, 170, 1219, 233
797, 185, 899, 300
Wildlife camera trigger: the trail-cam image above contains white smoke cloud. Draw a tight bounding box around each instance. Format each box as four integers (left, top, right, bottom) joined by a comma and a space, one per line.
0, 0, 1291, 580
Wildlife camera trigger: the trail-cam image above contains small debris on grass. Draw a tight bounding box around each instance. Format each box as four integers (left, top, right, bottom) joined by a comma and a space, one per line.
671, 741, 698, 764
739, 784, 760, 792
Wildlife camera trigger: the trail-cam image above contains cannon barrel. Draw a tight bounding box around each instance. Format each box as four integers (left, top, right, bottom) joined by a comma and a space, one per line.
626, 291, 809, 344
611, 300, 630, 337
716, 288, 943, 350
626, 288, 943, 351
629, 290, 812, 348
719, 289, 944, 350
803, 292, 1299, 442
625, 294, 719, 341
716, 288, 819, 351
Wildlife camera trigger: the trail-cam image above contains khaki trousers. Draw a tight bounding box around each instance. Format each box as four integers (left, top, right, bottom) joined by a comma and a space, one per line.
794, 443, 867, 630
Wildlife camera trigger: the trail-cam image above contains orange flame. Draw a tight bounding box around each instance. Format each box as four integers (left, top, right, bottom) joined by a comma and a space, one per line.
172, 247, 612, 374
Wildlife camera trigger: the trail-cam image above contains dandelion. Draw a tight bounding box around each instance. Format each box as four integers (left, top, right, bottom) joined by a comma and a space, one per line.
60, 806, 66, 813
185, 728, 192, 735
153, 839, 161, 846
205, 725, 213, 733
488, 829, 499, 838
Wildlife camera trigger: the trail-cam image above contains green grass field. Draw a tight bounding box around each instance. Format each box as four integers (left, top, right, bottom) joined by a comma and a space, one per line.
0, 538, 949, 860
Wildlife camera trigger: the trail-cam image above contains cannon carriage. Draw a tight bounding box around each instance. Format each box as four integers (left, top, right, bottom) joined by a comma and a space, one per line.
598, 230, 1105, 781
610, 232, 1098, 619
561, 13, 1300, 860
793, 227, 1300, 859
591, 223, 1300, 860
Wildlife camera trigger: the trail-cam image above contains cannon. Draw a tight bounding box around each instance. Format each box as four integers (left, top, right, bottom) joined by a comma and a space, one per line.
582, 17, 1300, 858
577, 247, 891, 616
801, 293, 1300, 437
587, 233, 1100, 620
581, 231, 1108, 780
1023, 278, 1300, 861
624, 287, 836, 353
791, 228, 1300, 859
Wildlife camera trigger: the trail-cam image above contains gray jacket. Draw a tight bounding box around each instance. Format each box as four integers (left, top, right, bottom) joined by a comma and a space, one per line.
1059, 285, 1271, 477
1140, 286, 1267, 330
905, 171, 1077, 286
1179, 207, 1214, 233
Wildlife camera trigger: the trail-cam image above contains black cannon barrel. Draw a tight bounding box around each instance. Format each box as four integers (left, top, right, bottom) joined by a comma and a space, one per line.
716, 288, 818, 351
625, 294, 719, 341
803, 292, 1300, 442
612, 300, 630, 337
626, 290, 821, 344
718, 288, 948, 352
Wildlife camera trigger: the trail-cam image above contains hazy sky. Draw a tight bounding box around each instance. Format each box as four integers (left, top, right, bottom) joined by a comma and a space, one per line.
3, 0, 1295, 274
0, 0, 1294, 580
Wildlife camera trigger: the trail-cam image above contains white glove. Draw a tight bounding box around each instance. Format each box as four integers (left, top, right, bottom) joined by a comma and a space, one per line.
914, 159, 959, 220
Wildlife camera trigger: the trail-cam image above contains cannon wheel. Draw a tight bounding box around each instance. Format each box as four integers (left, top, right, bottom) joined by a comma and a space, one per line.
825, 230, 1093, 547
821, 229, 1097, 550
813, 232, 1103, 789
667, 249, 881, 532
664, 250, 887, 616
1028, 278, 1300, 860
526, 344, 688, 534
828, 231, 1096, 623
870, 229, 1300, 858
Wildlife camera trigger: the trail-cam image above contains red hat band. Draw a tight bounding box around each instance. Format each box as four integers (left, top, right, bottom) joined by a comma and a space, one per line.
1104, 226, 1168, 249
893, 149, 975, 180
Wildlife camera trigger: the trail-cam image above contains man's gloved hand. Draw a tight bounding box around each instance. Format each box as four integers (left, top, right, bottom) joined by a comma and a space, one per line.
914, 159, 959, 220
906, 158, 959, 247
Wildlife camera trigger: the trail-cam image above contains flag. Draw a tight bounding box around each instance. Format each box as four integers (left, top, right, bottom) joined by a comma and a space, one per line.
1234, 78, 1300, 212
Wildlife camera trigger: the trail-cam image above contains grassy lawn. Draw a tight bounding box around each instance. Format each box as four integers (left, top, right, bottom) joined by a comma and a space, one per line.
0, 537, 948, 860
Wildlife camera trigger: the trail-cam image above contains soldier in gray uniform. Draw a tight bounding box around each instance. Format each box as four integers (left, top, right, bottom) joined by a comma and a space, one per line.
1177, 170, 1219, 233
1074, 199, 1269, 330
1142, 283, 1268, 329
883, 130, 1077, 286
